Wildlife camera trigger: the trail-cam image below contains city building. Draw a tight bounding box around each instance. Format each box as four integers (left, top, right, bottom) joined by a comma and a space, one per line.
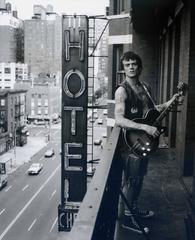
0, 89, 27, 155
15, 81, 61, 124
24, 4, 62, 84
0, 0, 24, 63
0, 62, 28, 89
107, 0, 195, 209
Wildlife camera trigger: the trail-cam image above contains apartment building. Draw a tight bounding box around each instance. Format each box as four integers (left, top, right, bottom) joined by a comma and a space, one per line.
0, 0, 23, 63
0, 89, 27, 155
24, 4, 62, 84
0, 62, 28, 89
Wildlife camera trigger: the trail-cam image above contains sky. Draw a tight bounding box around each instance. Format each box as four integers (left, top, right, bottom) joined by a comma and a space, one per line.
8, 0, 109, 20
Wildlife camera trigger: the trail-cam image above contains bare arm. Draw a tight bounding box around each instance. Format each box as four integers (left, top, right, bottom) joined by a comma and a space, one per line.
155, 94, 183, 112
115, 87, 160, 137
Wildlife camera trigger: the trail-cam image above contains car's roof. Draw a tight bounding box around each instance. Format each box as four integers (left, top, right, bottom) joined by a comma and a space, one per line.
30, 163, 41, 167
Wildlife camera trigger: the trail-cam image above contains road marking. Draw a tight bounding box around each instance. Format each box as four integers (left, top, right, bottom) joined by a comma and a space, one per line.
51, 156, 56, 161
35, 130, 42, 137
22, 185, 29, 191
0, 209, 5, 216
53, 130, 59, 136
50, 217, 57, 232
5, 186, 12, 192
49, 190, 56, 200
27, 218, 37, 232
40, 156, 44, 161
0, 164, 60, 240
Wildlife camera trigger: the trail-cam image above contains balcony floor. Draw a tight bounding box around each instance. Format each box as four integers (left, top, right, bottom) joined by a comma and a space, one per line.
115, 148, 194, 240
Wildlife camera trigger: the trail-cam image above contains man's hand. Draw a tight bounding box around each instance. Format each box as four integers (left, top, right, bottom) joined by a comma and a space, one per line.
142, 125, 160, 138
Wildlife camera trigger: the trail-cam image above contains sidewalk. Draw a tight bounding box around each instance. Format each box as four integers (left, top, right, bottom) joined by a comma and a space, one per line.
0, 136, 47, 174
115, 148, 195, 240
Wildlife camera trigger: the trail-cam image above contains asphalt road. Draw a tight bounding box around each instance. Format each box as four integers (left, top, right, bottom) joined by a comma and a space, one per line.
0, 109, 107, 240
0, 127, 64, 240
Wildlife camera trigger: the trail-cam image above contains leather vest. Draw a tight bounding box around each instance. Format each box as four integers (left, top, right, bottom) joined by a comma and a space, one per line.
119, 81, 154, 120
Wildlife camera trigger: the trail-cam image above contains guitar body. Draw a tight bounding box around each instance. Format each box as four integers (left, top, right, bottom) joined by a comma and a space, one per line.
123, 81, 187, 157
124, 109, 162, 157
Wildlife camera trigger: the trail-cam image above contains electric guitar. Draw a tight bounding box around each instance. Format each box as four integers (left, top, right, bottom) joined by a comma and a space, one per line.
123, 82, 187, 157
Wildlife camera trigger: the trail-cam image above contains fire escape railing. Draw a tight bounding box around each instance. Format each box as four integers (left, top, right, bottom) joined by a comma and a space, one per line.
63, 125, 122, 240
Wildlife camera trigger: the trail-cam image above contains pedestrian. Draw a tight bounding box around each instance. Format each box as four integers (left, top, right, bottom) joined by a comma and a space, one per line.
114, 51, 180, 234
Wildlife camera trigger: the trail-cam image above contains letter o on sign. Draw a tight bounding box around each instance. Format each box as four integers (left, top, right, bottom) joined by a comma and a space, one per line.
63, 69, 85, 98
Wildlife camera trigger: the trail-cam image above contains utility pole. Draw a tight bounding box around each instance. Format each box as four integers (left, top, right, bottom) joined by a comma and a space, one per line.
14, 122, 17, 166
49, 116, 51, 143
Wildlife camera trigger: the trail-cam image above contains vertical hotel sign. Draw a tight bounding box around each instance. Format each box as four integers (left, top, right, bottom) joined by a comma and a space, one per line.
58, 15, 88, 231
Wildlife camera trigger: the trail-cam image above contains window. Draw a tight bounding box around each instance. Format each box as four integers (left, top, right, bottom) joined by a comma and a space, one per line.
38, 99, 41, 106
45, 99, 48, 106
31, 109, 35, 116
38, 107, 42, 115
0, 99, 5, 106
31, 99, 34, 107
0, 110, 5, 118
4, 68, 11, 74
45, 108, 48, 114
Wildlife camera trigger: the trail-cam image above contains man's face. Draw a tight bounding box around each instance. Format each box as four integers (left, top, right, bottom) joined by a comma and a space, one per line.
122, 59, 141, 78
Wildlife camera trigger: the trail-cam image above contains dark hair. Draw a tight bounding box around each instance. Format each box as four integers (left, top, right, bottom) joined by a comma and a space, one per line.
121, 51, 142, 71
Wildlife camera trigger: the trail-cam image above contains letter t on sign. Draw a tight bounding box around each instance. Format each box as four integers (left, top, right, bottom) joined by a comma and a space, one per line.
64, 106, 83, 135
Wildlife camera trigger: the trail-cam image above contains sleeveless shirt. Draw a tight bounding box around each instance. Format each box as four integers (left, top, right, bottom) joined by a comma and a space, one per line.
119, 80, 154, 120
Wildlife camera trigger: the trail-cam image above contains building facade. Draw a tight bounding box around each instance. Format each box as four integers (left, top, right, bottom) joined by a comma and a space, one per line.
15, 81, 61, 124
24, 5, 62, 84
0, 0, 23, 63
108, 0, 195, 209
0, 62, 28, 89
0, 89, 27, 155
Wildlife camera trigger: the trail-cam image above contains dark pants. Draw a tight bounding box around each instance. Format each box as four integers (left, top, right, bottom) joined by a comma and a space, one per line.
120, 150, 149, 212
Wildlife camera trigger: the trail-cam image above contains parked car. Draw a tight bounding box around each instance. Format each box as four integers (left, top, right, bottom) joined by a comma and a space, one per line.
87, 166, 96, 177
44, 148, 55, 157
0, 174, 8, 190
34, 120, 45, 125
103, 109, 108, 115
94, 113, 98, 119
94, 139, 102, 145
27, 163, 43, 175
102, 132, 107, 138
97, 118, 103, 124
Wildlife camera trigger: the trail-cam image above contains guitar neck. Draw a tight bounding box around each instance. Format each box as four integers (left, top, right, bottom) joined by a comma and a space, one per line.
153, 98, 177, 125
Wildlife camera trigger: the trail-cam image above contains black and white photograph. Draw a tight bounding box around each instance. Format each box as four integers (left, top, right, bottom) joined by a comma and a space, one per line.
0, 0, 195, 240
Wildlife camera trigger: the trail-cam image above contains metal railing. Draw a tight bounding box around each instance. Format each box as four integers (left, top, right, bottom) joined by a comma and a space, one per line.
62, 125, 122, 240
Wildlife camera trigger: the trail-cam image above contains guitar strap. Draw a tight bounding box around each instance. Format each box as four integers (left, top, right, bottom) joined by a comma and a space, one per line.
141, 81, 158, 110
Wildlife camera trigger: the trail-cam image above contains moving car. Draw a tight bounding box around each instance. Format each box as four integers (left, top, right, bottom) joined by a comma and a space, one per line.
0, 174, 8, 190
94, 139, 102, 145
87, 166, 96, 177
44, 148, 55, 157
27, 163, 43, 175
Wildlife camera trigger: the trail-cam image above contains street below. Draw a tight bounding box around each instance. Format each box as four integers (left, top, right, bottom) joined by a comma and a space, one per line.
0, 107, 107, 240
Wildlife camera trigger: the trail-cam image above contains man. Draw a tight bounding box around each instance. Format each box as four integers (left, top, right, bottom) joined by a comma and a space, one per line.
115, 51, 175, 233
